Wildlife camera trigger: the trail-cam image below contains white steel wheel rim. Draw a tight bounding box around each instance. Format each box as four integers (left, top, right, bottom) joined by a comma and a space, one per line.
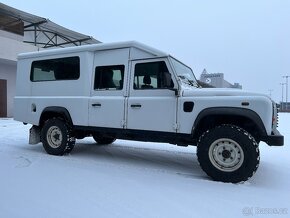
208, 138, 244, 172
47, 126, 63, 148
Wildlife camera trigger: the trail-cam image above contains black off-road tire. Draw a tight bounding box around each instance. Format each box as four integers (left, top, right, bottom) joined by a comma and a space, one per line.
197, 124, 260, 183
93, 135, 116, 145
41, 118, 75, 155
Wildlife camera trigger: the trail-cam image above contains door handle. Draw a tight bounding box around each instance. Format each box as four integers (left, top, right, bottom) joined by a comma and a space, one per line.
131, 104, 142, 108
92, 103, 101, 107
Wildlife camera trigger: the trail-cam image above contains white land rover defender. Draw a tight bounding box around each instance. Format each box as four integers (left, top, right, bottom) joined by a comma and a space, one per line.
14, 41, 284, 183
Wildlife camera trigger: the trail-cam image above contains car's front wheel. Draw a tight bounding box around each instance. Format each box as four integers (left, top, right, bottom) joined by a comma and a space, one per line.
41, 118, 75, 155
197, 124, 260, 183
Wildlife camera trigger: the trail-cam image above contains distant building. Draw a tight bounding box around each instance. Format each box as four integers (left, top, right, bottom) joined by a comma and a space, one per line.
199, 69, 242, 89
0, 3, 100, 117
279, 102, 290, 112
197, 80, 215, 88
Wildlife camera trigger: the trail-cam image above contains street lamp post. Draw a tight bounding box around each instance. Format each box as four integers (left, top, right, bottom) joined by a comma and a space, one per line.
283, 75, 289, 110
280, 83, 285, 111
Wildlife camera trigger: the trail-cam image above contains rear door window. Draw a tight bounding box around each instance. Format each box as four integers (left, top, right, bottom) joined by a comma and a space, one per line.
94, 65, 125, 90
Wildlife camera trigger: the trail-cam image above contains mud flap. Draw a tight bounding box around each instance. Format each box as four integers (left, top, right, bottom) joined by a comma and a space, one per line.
29, 126, 41, 144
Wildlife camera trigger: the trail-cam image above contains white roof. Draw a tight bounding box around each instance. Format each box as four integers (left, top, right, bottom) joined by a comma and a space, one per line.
18, 41, 169, 59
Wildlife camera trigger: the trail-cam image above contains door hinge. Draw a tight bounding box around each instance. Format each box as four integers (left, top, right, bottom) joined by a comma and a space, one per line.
121, 120, 126, 128
173, 123, 179, 131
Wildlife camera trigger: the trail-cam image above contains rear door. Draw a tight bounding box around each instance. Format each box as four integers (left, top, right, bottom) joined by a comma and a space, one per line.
126, 59, 178, 132
89, 49, 129, 129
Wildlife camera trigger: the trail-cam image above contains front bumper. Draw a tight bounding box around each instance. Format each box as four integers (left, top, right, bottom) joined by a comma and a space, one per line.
261, 129, 284, 146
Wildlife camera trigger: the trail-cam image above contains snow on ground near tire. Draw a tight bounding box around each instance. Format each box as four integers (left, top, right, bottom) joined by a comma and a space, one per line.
0, 115, 289, 218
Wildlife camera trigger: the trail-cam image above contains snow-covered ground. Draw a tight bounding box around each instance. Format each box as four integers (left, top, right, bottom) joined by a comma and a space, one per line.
0, 114, 289, 218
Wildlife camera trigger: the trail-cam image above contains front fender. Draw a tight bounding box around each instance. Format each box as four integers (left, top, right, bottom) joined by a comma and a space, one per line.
192, 107, 267, 137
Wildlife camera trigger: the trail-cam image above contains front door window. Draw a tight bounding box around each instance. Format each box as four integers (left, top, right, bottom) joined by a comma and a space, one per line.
134, 61, 174, 90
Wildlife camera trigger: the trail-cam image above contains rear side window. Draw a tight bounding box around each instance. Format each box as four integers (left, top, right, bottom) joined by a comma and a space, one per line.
94, 65, 125, 90
30, 56, 80, 82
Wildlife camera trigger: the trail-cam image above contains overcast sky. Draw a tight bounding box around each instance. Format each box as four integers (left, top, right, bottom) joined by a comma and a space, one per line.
2, 0, 289, 102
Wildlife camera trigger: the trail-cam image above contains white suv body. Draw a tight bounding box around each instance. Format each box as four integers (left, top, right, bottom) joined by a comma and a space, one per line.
14, 41, 283, 183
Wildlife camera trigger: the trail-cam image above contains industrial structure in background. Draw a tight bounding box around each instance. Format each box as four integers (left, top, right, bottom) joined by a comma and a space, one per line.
280, 102, 290, 112
279, 75, 290, 112
199, 69, 242, 89
0, 3, 100, 117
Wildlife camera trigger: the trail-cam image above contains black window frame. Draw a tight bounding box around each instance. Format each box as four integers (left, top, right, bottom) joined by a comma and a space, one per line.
94, 65, 125, 90
133, 61, 174, 90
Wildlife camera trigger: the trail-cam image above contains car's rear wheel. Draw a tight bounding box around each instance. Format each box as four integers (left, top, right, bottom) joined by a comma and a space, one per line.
197, 124, 260, 183
41, 118, 75, 155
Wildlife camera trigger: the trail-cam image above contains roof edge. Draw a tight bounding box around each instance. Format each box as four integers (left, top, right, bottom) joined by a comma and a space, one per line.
18, 41, 169, 59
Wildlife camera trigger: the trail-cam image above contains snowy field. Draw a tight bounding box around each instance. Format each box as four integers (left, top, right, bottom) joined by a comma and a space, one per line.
0, 114, 289, 218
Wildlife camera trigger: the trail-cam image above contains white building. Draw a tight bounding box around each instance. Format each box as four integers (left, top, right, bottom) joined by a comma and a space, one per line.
199, 69, 242, 89
0, 3, 100, 117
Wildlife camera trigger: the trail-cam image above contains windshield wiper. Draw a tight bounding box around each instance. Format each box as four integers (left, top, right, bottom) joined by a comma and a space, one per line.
179, 76, 199, 88
188, 79, 201, 88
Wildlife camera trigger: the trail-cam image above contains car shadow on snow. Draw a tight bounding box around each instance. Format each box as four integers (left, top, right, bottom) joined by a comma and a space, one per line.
19, 139, 241, 183
71, 139, 209, 181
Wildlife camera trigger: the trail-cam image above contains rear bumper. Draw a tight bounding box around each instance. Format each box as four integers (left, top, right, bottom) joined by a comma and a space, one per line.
261, 129, 284, 146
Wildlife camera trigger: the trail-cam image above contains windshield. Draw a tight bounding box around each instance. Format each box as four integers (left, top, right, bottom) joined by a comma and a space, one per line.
170, 57, 200, 88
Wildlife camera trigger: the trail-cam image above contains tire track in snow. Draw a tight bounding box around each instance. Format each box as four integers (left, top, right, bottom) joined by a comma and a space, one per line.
15, 156, 32, 168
